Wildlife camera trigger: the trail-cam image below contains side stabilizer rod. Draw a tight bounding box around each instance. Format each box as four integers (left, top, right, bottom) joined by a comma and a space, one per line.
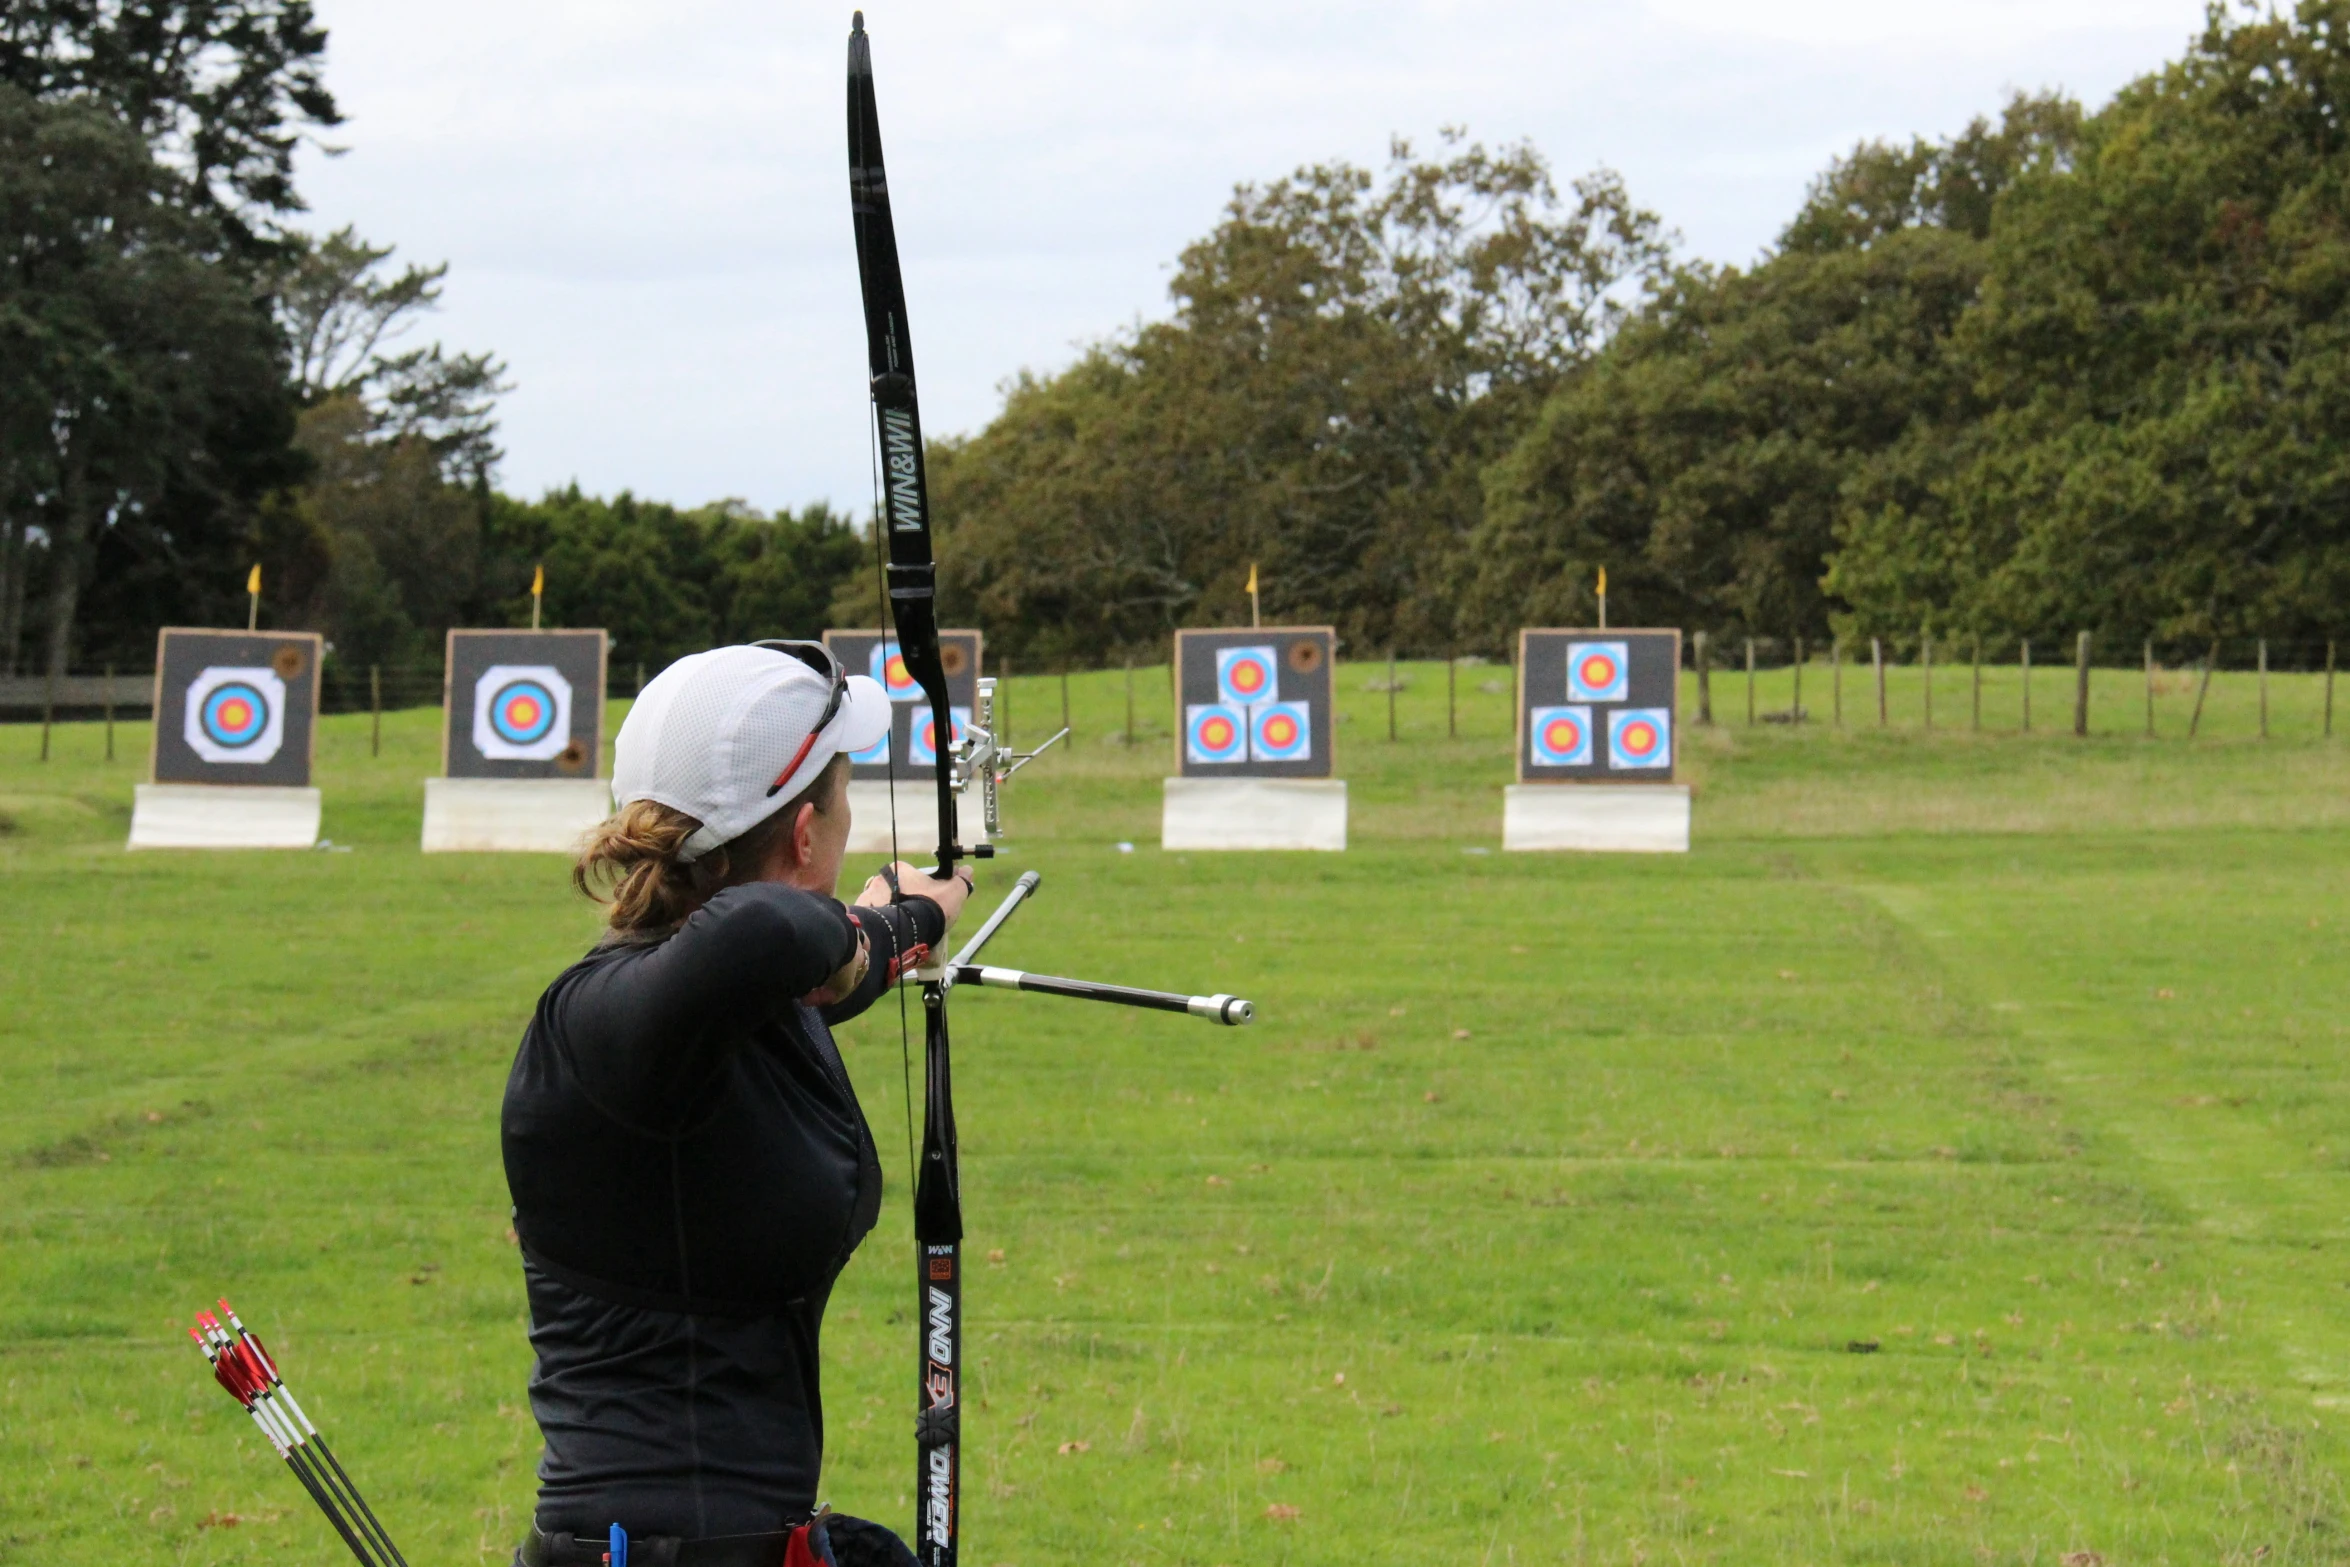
947, 965, 1253, 1025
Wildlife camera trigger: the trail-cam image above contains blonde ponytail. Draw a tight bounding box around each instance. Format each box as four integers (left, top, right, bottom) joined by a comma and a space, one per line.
573, 755, 848, 934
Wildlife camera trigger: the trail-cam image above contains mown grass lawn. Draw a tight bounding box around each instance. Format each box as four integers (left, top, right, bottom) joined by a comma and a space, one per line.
3, 659, 2347, 1565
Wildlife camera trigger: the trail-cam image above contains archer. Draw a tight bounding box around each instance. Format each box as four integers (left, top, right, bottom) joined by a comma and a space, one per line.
503, 642, 967, 1567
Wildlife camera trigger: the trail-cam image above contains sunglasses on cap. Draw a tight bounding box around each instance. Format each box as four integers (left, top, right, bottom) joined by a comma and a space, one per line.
752, 639, 848, 798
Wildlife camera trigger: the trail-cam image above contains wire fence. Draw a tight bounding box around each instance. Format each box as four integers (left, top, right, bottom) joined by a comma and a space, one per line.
1680, 632, 2342, 739
4, 634, 2343, 748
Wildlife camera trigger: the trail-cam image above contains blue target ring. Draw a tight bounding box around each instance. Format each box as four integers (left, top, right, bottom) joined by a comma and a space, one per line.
199, 682, 270, 749
488, 679, 559, 746
1528, 705, 1592, 767
1186, 703, 1247, 765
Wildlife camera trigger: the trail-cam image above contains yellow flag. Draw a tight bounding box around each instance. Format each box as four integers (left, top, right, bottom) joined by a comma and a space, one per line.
246, 564, 261, 595
532, 564, 546, 596
1597, 566, 1607, 597
1245, 562, 1257, 594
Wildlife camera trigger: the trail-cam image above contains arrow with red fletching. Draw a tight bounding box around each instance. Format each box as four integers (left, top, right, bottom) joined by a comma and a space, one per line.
189, 1300, 408, 1567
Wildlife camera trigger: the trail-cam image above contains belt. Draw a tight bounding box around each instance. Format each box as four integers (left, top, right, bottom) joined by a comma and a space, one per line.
519, 1524, 796, 1567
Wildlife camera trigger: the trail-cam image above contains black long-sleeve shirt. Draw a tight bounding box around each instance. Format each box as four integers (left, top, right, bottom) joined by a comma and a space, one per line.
501, 882, 944, 1539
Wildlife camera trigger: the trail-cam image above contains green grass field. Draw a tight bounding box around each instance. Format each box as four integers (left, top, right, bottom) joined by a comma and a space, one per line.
4, 659, 2348, 1565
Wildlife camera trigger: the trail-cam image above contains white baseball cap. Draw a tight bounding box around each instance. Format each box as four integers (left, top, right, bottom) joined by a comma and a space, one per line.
612, 642, 892, 861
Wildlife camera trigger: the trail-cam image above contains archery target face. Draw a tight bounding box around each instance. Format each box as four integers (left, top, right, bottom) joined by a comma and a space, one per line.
1608, 707, 1672, 769
871, 640, 922, 701
1186, 704, 1247, 765
1216, 645, 1279, 708
183, 666, 287, 764
1567, 641, 1630, 703
472, 665, 575, 762
1248, 700, 1312, 762
1528, 705, 1593, 767
823, 630, 982, 783
909, 706, 971, 768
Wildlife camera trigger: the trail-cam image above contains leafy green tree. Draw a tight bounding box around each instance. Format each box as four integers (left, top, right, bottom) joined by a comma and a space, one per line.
1, 0, 334, 672
925, 132, 1671, 659
280, 227, 505, 482
481, 489, 713, 672
1830, 1, 2350, 647
699, 500, 866, 645
0, 85, 295, 676
266, 227, 509, 663
1469, 93, 2077, 645
473, 492, 865, 675
0, 0, 337, 244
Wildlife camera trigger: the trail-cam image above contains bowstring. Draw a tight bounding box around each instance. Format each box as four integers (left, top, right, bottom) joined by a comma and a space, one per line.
868, 378, 919, 1206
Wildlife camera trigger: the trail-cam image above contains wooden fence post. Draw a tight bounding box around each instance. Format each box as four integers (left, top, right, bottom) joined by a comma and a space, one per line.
1921, 626, 1933, 732
1386, 649, 1398, 741
635, 662, 646, 696
1124, 655, 1135, 747
1060, 664, 1071, 737
39, 664, 54, 761
1447, 648, 1457, 739
2188, 639, 2218, 738
2328, 641, 2337, 738
2143, 640, 2155, 737
370, 665, 383, 757
1871, 638, 1886, 727
2258, 638, 2269, 739
1745, 638, 1756, 726
103, 663, 115, 761
1792, 636, 1805, 723
1695, 632, 1712, 725
2073, 631, 2092, 737
2020, 640, 2032, 732
1832, 638, 1842, 727
1971, 636, 1982, 731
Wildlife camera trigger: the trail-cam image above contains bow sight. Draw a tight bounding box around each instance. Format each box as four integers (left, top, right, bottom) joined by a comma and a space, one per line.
949, 675, 1066, 846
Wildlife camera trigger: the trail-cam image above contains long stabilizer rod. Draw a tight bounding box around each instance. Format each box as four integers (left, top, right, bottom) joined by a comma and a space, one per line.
919, 869, 1253, 1024
948, 965, 1253, 1025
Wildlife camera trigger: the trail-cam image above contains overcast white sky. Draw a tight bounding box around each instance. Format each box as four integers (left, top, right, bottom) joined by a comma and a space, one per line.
294, 1, 2212, 518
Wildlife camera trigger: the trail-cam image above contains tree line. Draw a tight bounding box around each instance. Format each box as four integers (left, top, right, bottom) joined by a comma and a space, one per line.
8, 4, 2347, 682
923, 2, 2350, 662
1, 2, 870, 682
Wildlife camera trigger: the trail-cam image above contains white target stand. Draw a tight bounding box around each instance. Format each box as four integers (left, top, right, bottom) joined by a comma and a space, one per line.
1502, 784, 1690, 853
1161, 778, 1348, 852
128, 785, 322, 850
421, 778, 612, 854
843, 781, 995, 857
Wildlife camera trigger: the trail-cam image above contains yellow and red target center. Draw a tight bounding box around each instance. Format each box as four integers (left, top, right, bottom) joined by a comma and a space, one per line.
505, 697, 541, 726
217, 699, 252, 729
1580, 656, 1616, 689
885, 654, 912, 689
1201, 717, 1236, 748
1262, 714, 1296, 746
1545, 718, 1580, 751
1231, 663, 1267, 695
1624, 721, 1657, 753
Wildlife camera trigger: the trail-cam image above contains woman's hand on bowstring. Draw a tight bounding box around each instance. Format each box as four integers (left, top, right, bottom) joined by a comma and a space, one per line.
855, 860, 975, 929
